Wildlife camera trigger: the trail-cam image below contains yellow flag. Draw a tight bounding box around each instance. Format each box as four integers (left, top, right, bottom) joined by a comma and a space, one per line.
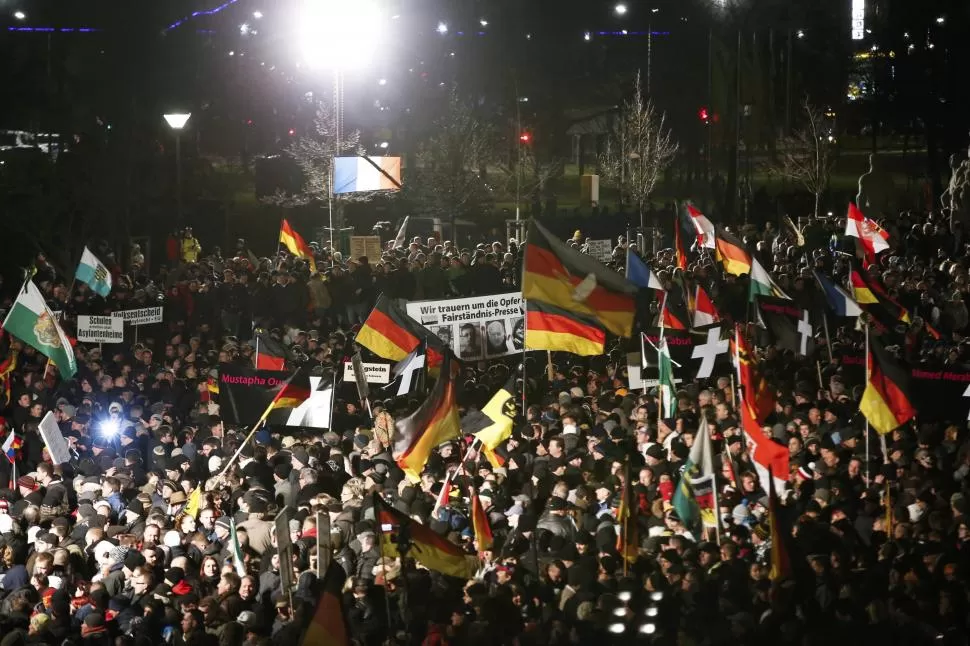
184, 486, 202, 519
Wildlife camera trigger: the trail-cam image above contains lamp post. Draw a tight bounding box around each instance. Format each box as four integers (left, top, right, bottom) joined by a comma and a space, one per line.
163, 113, 191, 224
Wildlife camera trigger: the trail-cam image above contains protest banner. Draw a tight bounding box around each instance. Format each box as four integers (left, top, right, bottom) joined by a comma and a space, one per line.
343, 362, 391, 384
38, 412, 72, 465
636, 328, 733, 382
349, 236, 383, 264
113, 307, 164, 326
77, 315, 124, 344
585, 239, 613, 264
218, 364, 292, 426
406, 293, 524, 360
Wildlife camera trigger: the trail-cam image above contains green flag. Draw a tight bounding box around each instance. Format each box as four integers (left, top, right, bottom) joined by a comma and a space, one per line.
2, 280, 76, 379
748, 257, 790, 302
229, 519, 246, 576
657, 339, 676, 418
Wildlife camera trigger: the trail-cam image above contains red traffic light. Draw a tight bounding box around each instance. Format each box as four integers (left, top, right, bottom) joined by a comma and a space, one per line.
698, 107, 709, 122
519, 132, 532, 144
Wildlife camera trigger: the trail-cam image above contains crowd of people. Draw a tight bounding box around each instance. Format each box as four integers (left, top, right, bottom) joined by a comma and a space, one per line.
0, 207, 967, 646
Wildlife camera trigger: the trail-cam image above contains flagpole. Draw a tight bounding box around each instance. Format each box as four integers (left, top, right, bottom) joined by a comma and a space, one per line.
254, 335, 260, 370
864, 319, 870, 483
640, 332, 648, 396
521, 302, 528, 418
822, 314, 834, 363
622, 461, 630, 577
709, 427, 722, 546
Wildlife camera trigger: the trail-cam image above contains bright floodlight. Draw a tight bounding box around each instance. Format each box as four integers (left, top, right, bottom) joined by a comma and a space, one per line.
639, 623, 657, 635
437, 21, 449, 34
100, 420, 120, 437
614, 3, 628, 16
13, 10, 26, 20
583, 31, 591, 41
253, 10, 263, 19
479, 18, 488, 27
164, 113, 191, 130
296, 0, 385, 70
240, 23, 251, 35
379, 141, 389, 149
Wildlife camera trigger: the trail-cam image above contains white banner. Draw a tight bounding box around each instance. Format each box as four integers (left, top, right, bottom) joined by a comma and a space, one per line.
77, 315, 124, 344
38, 412, 72, 465
343, 362, 391, 385
585, 239, 613, 264
405, 293, 524, 360
113, 307, 163, 326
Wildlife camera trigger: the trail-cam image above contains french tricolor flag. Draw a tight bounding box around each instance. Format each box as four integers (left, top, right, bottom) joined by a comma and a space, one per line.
333, 156, 402, 194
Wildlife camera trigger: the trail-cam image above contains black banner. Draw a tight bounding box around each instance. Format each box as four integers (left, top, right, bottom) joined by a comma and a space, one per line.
218, 364, 292, 426
756, 296, 816, 357
639, 327, 733, 382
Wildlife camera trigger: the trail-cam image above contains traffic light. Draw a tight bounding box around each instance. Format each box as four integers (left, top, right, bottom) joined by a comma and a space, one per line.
698, 107, 710, 123
519, 131, 532, 144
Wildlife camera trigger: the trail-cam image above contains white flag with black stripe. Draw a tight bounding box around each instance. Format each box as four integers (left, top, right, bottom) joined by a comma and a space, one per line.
286, 375, 334, 429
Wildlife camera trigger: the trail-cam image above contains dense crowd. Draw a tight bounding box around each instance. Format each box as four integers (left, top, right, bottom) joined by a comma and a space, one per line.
0, 208, 967, 646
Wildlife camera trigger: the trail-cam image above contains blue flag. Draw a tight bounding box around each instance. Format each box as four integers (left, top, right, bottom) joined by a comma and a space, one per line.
626, 249, 662, 290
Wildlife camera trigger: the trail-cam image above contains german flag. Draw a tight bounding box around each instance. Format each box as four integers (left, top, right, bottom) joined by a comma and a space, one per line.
733, 324, 774, 423
850, 268, 910, 324
767, 466, 792, 582
299, 560, 350, 646
470, 489, 493, 554
356, 295, 449, 370
392, 353, 460, 481
279, 219, 317, 272
254, 332, 288, 371
714, 225, 752, 276
376, 493, 474, 579
0, 348, 18, 407
660, 295, 690, 331
524, 300, 605, 356
616, 462, 639, 563
860, 336, 915, 435
674, 212, 688, 270
258, 368, 313, 427
522, 219, 637, 337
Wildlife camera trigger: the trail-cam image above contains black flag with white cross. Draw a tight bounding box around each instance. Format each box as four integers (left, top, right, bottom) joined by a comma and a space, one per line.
755, 296, 816, 357
639, 327, 732, 381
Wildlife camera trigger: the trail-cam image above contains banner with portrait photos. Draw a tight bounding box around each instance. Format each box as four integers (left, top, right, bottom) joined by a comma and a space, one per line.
405, 293, 524, 361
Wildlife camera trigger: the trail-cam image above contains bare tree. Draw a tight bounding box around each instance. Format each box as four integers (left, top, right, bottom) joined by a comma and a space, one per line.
263, 100, 380, 243
599, 71, 679, 228
771, 99, 837, 218
496, 146, 564, 211
405, 89, 495, 235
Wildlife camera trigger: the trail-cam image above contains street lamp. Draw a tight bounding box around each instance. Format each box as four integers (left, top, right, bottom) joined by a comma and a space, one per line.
13, 10, 26, 20
614, 4, 628, 16
163, 113, 191, 225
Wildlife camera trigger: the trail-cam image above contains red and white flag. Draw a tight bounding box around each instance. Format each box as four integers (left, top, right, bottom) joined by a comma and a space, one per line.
692, 284, 720, 328
845, 203, 890, 264
685, 202, 716, 249
740, 402, 789, 495
431, 468, 456, 518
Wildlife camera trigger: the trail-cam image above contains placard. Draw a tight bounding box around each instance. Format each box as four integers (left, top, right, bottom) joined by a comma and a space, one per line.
585, 239, 613, 264
77, 315, 124, 344
349, 236, 383, 264
343, 362, 391, 384
38, 412, 72, 465
113, 307, 163, 326
406, 293, 524, 360
627, 352, 684, 390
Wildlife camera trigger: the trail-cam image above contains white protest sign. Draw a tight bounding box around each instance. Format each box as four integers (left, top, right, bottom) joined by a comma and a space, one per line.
38, 412, 72, 465
344, 361, 391, 385
626, 352, 683, 390
77, 315, 124, 344
113, 307, 163, 326
585, 239, 613, 264
406, 293, 524, 360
